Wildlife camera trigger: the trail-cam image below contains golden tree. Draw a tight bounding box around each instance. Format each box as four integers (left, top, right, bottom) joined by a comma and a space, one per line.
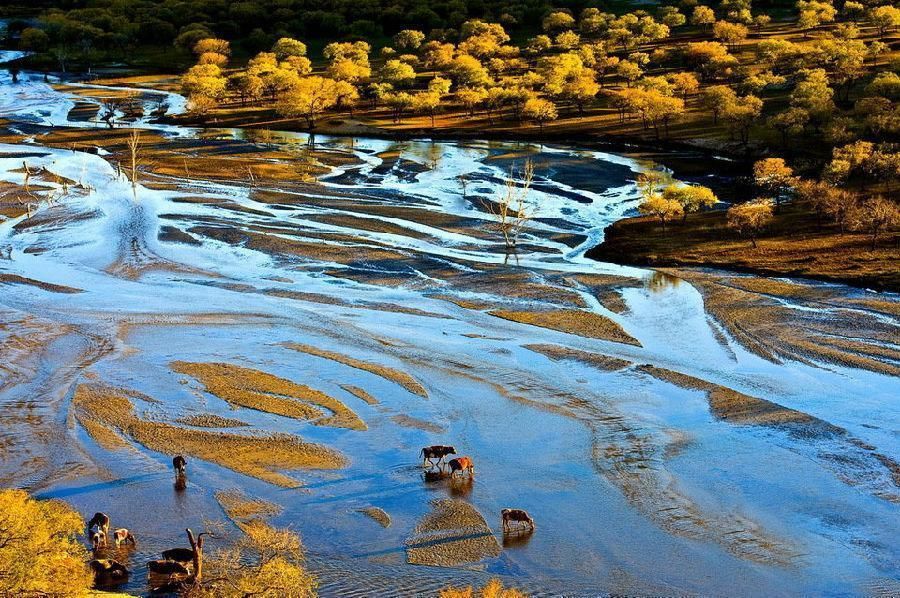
0, 489, 93, 596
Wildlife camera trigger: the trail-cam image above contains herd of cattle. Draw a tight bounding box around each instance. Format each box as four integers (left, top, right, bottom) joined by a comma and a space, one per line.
85, 447, 535, 588
420, 444, 536, 533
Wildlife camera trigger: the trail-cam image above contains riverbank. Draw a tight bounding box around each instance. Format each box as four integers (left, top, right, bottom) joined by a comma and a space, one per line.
589, 206, 900, 293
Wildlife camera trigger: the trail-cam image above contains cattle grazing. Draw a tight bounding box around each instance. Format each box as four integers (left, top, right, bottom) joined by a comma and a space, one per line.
447, 456, 475, 477
173, 455, 187, 476
420, 445, 456, 467
147, 560, 190, 576
501, 508, 535, 533
89, 559, 129, 584
87, 512, 110, 549
90, 528, 107, 549
112, 528, 137, 548
87, 512, 110, 535
161, 547, 195, 564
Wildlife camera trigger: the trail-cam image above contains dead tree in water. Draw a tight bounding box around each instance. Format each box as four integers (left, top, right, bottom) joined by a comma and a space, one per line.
126, 130, 142, 188
484, 159, 534, 254
186, 528, 204, 583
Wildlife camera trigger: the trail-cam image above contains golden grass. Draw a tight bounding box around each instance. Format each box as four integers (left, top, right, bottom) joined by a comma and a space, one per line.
406, 499, 500, 567
523, 344, 631, 371
216, 489, 282, 522
390, 414, 446, 434
440, 579, 528, 598
489, 309, 640, 346
593, 206, 899, 292
175, 413, 250, 428
72, 383, 346, 487
670, 270, 900, 378
358, 506, 391, 528
171, 361, 365, 430
284, 343, 428, 398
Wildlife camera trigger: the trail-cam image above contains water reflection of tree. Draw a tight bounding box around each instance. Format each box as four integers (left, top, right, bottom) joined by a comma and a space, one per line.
645, 270, 681, 292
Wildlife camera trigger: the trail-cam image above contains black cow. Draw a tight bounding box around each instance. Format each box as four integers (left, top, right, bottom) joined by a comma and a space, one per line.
172, 455, 187, 476
161, 547, 195, 564
420, 445, 456, 467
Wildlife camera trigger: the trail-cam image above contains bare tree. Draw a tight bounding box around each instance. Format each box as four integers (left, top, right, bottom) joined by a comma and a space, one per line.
484, 160, 534, 253
126, 129, 142, 188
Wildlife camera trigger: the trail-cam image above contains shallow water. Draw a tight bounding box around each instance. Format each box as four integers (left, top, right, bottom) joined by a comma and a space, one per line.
0, 60, 898, 597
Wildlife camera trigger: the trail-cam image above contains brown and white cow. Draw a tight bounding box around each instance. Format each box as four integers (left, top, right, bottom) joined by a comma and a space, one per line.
112, 528, 137, 548
87, 512, 110, 549
501, 508, 535, 532
447, 456, 474, 477
420, 445, 456, 467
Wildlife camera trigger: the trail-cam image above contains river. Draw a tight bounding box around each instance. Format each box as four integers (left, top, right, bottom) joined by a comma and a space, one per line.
0, 55, 898, 596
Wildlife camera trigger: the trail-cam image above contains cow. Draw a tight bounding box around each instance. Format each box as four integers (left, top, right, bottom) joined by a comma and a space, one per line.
87, 512, 110, 549
447, 456, 474, 477
89, 559, 129, 584
112, 528, 137, 548
501, 508, 535, 533
147, 560, 190, 576
161, 547, 195, 564
90, 528, 107, 550
420, 445, 456, 467
173, 455, 187, 476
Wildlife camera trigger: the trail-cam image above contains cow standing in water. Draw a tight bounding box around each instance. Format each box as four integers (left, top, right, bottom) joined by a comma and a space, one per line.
501, 508, 535, 532
420, 445, 456, 467
87, 512, 110, 549
173, 456, 187, 477
447, 456, 475, 477
112, 528, 137, 548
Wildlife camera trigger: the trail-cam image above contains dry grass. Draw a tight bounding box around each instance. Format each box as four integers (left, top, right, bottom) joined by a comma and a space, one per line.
406, 499, 500, 567
523, 344, 631, 372
216, 489, 282, 522
440, 579, 527, 598
175, 413, 250, 428
669, 270, 900, 378
72, 383, 346, 487
357, 506, 391, 528
171, 361, 365, 430
284, 343, 428, 398
340, 384, 379, 405
592, 206, 900, 292
489, 309, 640, 346
390, 414, 446, 434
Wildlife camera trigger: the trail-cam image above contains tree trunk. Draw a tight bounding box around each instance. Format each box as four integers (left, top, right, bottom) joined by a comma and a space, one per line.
186, 529, 203, 583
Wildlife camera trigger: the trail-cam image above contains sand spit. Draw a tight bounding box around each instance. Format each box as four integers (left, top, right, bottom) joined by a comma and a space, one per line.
284, 343, 428, 398
176, 413, 250, 428
636, 365, 816, 427
406, 499, 500, 567
591, 429, 799, 567
340, 384, 379, 405
670, 270, 900, 378
524, 343, 632, 372
391, 414, 447, 434
171, 361, 366, 431
72, 383, 347, 487
0, 273, 83, 294
216, 489, 282, 523
358, 506, 392, 528
489, 309, 641, 346
638, 365, 900, 502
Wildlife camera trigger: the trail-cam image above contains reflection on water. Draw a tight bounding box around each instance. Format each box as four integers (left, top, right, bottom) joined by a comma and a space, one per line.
646, 270, 681, 292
